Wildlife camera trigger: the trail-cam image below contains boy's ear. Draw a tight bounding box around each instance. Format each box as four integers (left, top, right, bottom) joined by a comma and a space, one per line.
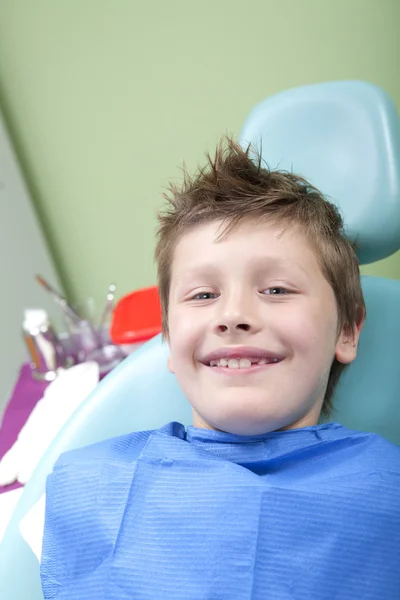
335, 315, 365, 365
168, 354, 175, 374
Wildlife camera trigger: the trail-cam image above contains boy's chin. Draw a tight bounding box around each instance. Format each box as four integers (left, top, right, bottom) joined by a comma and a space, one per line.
189, 386, 323, 435
192, 406, 298, 436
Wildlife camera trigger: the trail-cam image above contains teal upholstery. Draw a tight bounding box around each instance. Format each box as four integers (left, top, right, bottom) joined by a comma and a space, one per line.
0, 81, 399, 599
240, 80, 400, 265
334, 276, 400, 440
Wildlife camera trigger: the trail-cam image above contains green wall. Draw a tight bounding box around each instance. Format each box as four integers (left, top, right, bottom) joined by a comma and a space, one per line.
0, 0, 399, 313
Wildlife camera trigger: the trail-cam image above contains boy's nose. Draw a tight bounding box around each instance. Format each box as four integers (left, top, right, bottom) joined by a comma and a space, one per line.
216, 322, 251, 333
211, 299, 262, 335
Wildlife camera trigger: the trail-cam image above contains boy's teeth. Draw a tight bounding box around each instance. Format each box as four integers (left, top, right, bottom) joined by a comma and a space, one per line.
228, 359, 239, 369
239, 358, 251, 368
209, 357, 275, 368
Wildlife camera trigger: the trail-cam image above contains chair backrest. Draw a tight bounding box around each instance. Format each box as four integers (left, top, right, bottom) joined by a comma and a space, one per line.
1, 81, 399, 600
333, 276, 400, 440
239, 80, 400, 265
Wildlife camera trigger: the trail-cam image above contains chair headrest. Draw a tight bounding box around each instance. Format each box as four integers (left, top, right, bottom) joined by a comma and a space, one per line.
240, 81, 400, 264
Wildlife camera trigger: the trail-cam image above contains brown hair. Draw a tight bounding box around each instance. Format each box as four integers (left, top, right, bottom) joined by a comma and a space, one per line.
155, 137, 365, 415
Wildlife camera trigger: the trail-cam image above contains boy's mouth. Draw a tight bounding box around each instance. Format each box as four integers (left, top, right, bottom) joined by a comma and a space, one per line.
207, 357, 281, 369
200, 347, 284, 371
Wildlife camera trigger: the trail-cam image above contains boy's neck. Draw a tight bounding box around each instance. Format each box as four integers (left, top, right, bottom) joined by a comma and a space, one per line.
192, 407, 322, 435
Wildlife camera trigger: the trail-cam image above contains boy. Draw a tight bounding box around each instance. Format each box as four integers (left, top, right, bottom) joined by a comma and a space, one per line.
41, 138, 400, 599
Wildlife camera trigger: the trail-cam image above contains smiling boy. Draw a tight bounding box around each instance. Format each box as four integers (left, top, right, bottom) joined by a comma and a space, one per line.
166, 219, 358, 435
41, 138, 400, 599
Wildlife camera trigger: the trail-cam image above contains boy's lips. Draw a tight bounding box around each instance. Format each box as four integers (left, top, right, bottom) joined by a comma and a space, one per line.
199, 346, 285, 366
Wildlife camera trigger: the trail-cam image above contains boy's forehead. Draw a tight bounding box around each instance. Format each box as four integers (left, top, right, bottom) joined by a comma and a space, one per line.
171, 219, 321, 279
174, 218, 312, 255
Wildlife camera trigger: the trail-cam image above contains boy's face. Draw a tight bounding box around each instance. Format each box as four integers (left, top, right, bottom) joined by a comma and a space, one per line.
167, 219, 360, 435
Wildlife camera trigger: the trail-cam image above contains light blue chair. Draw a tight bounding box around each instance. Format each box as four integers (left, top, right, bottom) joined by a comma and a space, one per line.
1, 81, 400, 600
240, 80, 400, 264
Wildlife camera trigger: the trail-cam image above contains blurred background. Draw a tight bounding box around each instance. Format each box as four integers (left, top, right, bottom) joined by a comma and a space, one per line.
0, 0, 399, 315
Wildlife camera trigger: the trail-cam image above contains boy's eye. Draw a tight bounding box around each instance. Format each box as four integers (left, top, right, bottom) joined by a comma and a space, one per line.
191, 292, 218, 301
262, 287, 289, 295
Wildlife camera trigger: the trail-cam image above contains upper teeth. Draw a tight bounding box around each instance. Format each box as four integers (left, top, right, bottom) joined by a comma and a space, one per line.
209, 358, 278, 368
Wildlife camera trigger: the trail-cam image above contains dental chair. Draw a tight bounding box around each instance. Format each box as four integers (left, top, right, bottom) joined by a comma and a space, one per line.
0, 80, 399, 600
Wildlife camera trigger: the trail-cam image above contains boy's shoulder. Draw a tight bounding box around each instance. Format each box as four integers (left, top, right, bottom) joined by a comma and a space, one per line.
333, 425, 400, 475
366, 432, 400, 465
54, 429, 153, 470
54, 422, 184, 471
